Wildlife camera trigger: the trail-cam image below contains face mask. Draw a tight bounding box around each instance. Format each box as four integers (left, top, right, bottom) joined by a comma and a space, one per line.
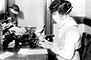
52, 11, 61, 23
10, 9, 19, 14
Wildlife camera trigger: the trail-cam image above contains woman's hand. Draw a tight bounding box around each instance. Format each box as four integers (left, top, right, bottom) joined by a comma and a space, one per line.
38, 35, 52, 49
38, 40, 52, 49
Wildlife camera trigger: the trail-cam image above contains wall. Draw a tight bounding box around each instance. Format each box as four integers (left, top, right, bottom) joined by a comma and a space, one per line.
0, 0, 6, 13
67, 0, 86, 17
68, 0, 91, 18
45, 0, 53, 34
15, 0, 44, 29
84, 0, 91, 34
8, 0, 15, 5
85, 0, 91, 19
0, 0, 7, 48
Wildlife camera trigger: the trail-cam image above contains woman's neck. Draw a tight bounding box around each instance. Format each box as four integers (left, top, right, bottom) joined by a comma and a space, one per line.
57, 15, 69, 24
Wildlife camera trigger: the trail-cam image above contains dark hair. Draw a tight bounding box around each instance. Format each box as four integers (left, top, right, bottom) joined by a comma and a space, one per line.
9, 4, 20, 13
49, 0, 63, 13
49, 0, 72, 15
55, 0, 64, 3
58, 1, 72, 15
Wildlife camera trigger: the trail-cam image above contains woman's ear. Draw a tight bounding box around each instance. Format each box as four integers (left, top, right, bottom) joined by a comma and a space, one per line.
58, 1, 72, 15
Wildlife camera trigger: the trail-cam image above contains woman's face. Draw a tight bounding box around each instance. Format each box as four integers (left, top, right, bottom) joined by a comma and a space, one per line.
9, 8, 19, 14
52, 11, 63, 23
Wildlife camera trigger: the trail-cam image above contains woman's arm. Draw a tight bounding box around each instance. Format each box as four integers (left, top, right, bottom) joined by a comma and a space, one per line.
50, 31, 80, 59
38, 31, 80, 59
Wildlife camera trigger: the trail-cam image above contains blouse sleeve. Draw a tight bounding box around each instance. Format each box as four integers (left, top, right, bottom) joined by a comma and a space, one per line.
51, 31, 80, 59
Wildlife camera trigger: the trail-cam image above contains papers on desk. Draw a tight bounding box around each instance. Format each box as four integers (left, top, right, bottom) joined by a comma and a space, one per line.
18, 48, 29, 55
18, 48, 48, 55
28, 49, 48, 55
0, 51, 14, 59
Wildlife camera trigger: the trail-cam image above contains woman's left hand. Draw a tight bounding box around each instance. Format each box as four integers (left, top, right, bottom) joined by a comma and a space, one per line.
38, 38, 52, 49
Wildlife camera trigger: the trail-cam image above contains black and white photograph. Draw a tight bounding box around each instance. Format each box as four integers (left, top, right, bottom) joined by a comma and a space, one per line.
0, 0, 91, 60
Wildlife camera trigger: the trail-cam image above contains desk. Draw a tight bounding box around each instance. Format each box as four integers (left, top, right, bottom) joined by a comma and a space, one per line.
4, 54, 47, 60
0, 48, 48, 60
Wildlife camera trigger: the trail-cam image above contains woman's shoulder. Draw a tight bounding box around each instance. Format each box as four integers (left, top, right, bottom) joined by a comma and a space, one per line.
64, 25, 80, 34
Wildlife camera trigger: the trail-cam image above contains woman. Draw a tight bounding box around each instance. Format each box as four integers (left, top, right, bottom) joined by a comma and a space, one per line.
39, 0, 81, 60
6, 4, 20, 26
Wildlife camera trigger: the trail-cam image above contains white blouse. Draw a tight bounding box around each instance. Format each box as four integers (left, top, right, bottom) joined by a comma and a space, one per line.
51, 16, 81, 60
